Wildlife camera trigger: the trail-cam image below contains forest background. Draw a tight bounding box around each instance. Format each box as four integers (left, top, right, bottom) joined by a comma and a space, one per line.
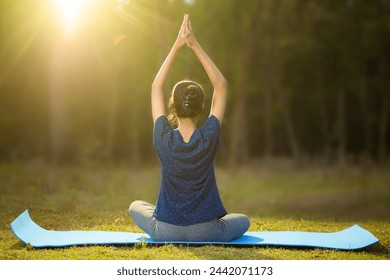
1, 0, 389, 166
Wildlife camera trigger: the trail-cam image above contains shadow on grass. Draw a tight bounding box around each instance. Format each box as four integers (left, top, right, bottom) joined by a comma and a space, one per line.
363, 243, 389, 256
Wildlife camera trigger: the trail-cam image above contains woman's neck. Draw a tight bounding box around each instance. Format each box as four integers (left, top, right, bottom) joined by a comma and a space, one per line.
177, 118, 197, 143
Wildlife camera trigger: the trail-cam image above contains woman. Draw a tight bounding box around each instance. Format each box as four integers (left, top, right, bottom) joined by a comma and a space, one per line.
129, 15, 250, 242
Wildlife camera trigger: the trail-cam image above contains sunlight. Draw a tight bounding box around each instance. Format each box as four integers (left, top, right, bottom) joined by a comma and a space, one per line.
53, 0, 90, 30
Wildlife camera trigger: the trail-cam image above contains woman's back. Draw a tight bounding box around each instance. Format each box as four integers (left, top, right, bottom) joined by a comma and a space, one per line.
153, 115, 227, 226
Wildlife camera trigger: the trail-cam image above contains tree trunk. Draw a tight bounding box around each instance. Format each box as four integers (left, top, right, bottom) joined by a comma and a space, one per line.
315, 58, 332, 163
129, 90, 140, 167
377, 0, 389, 162
107, 26, 126, 163
337, 89, 347, 165
106, 82, 119, 162
50, 42, 68, 165
353, 1, 373, 160
262, 17, 274, 159
357, 76, 373, 159
263, 83, 273, 158
378, 97, 389, 162
274, 87, 300, 159
229, 1, 262, 165
269, 0, 300, 160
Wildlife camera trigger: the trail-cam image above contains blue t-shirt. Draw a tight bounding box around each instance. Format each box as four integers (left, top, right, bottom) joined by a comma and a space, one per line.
152, 115, 227, 226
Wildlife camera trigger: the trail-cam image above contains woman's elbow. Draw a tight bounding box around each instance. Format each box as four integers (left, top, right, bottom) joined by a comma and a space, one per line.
216, 79, 228, 92
151, 83, 159, 92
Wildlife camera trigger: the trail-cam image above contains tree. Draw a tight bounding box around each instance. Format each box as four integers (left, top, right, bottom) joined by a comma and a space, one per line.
229, 0, 262, 165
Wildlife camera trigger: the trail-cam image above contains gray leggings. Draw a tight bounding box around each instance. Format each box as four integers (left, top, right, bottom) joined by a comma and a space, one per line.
129, 200, 250, 242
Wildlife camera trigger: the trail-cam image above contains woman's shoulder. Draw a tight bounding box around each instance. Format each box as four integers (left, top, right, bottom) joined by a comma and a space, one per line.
154, 115, 168, 124
199, 114, 221, 139
154, 115, 173, 131
153, 115, 173, 145
202, 114, 220, 130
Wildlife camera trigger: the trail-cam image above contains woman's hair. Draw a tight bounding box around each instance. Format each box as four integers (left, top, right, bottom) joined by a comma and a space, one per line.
167, 80, 205, 127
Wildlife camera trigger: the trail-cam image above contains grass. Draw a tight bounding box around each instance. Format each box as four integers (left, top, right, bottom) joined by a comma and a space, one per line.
0, 160, 389, 260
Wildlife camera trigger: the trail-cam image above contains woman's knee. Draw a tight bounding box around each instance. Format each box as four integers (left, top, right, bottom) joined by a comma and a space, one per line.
225, 213, 250, 228
128, 200, 143, 215
128, 200, 157, 236
234, 214, 250, 234
219, 213, 250, 241
128, 200, 155, 218
239, 214, 251, 231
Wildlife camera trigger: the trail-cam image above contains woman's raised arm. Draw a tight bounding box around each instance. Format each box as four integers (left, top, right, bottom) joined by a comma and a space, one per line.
151, 15, 189, 123
185, 16, 228, 124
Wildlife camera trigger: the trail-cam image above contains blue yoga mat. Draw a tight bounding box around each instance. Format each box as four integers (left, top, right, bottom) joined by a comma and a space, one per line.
10, 210, 378, 250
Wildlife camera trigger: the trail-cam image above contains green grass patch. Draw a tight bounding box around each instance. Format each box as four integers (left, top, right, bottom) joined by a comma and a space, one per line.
1, 160, 389, 260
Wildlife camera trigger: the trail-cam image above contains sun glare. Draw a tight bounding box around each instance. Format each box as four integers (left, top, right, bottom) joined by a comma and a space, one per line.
53, 0, 90, 30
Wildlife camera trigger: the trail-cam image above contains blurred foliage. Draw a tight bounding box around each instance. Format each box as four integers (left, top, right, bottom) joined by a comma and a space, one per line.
0, 0, 389, 164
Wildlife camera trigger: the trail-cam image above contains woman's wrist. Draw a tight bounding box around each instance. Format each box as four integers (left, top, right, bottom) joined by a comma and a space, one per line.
173, 39, 185, 51
169, 43, 180, 55
189, 41, 201, 51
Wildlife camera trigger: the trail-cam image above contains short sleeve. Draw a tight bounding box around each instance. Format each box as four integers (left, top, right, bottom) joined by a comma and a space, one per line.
201, 115, 221, 142
153, 115, 172, 149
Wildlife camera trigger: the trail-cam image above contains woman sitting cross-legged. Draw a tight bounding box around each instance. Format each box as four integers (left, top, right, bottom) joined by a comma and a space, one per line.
129, 14, 250, 242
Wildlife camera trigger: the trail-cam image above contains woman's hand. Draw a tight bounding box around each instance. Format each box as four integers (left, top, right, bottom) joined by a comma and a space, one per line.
185, 15, 198, 48
174, 14, 190, 49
